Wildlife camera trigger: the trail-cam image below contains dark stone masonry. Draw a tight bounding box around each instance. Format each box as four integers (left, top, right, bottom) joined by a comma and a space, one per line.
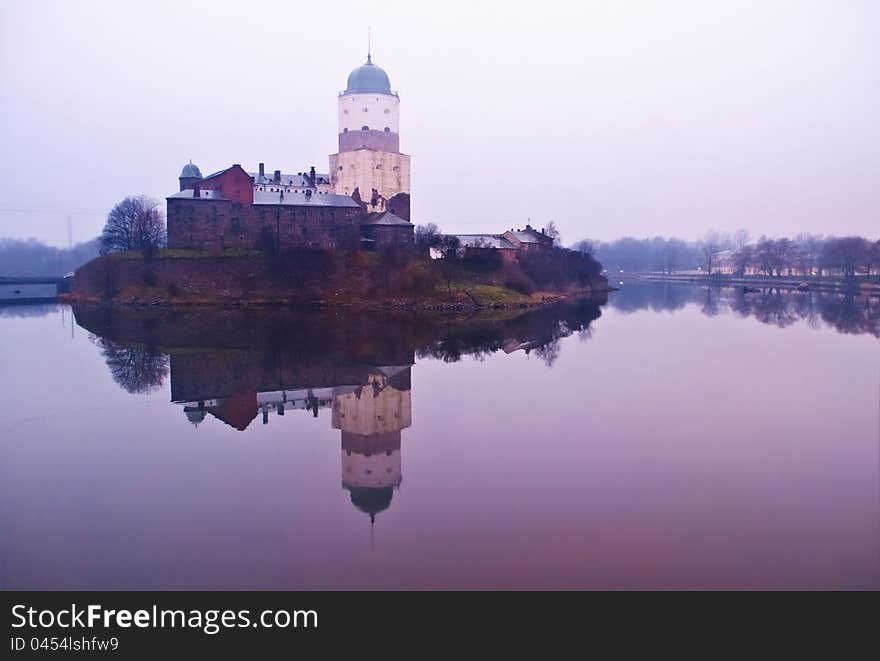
167, 164, 413, 253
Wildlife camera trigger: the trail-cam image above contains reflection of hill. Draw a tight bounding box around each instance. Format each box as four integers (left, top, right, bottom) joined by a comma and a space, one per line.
609, 283, 879, 337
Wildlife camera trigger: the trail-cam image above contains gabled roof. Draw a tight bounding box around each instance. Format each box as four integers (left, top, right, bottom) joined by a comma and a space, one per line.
362, 211, 411, 226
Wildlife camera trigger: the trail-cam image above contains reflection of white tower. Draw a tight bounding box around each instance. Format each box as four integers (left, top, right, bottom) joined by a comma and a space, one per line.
332, 368, 412, 521
329, 51, 411, 210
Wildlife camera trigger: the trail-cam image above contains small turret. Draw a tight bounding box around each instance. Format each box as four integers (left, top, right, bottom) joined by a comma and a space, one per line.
179, 160, 203, 192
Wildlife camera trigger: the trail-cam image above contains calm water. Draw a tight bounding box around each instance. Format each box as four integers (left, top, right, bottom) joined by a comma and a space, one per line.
1, 284, 878, 589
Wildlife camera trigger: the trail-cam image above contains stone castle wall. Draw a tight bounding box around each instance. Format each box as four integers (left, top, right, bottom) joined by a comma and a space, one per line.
167, 198, 365, 252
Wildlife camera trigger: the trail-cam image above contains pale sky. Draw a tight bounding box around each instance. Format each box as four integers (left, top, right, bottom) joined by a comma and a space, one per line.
1, 0, 878, 247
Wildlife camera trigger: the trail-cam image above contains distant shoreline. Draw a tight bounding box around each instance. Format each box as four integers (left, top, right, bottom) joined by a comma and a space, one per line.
628, 273, 880, 297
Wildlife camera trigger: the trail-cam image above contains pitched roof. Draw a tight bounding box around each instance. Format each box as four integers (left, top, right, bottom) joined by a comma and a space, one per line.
250, 172, 331, 187
167, 189, 226, 200
206, 391, 258, 431
452, 234, 516, 249
507, 229, 549, 244
253, 190, 362, 207
362, 211, 411, 226
201, 165, 240, 181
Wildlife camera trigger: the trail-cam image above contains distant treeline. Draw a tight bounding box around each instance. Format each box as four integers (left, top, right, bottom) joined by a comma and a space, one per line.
0, 237, 100, 276
572, 231, 880, 276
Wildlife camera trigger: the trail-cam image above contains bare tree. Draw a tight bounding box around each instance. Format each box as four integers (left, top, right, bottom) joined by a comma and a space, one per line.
733, 228, 751, 251
870, 239, 880, 276
793, 233, 823, 276
732, 244, 753, 275
543, 221, 561, 246
436, 235, 463, 293
663, 238, 688, 274
100, 195, 166, 256
700, 230, 721, 274
414, 223, 441, 254
823, 236, 870, 277
776, 237, 794, 275
572, 239, 596, 257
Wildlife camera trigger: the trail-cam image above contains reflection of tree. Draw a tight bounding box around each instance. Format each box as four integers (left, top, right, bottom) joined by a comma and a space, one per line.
534, 337, 562, 366
737, 289, 878, 335
616, 282, 879, 337
748, 290, 800, 328
609, 282, 700, 314
415, 301, 602, 366
700, 287, 720, 318
93, 336, 169, 393
817, 295, 880, 337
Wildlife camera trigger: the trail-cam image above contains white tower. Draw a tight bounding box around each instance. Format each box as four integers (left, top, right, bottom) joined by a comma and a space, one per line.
329, 51, 411, 211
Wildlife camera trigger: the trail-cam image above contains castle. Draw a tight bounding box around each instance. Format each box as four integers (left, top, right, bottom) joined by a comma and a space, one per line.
167, 53, 413, 253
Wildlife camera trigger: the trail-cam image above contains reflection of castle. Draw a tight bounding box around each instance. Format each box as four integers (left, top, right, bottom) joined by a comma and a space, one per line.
77, 301, 607, 521
332, 367, 411, 522
173, 357, 412, 523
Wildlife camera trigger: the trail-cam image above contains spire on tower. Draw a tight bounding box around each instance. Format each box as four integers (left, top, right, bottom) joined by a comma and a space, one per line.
367, 26, 372, 64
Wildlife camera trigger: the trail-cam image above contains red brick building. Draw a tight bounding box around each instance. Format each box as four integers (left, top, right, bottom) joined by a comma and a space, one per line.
167, 163, 413, 252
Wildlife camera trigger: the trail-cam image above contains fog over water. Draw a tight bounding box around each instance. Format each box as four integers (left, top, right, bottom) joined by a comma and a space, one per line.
2, 0, 879, 246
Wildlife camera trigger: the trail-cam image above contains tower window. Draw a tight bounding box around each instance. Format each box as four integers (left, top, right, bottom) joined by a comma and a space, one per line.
363, 107, 369, 112
343, 128, 348, 132
384, 127, 390, 132
384, 108, 390, 114
361, 125, 369, 131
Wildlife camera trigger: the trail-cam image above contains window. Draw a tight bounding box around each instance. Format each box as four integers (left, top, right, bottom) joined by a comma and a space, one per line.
343, 127, 348, 132
384, 127, 390, 132
384, 108, 390, 114
361, 125, 369, 131
363, 107, 369, 112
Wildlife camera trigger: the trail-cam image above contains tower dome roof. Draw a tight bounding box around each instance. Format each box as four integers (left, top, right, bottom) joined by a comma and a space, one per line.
180, 161, 202, 179
346, 485, 394, 518
344, 56, 392, 94
185, 409, 206, 425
